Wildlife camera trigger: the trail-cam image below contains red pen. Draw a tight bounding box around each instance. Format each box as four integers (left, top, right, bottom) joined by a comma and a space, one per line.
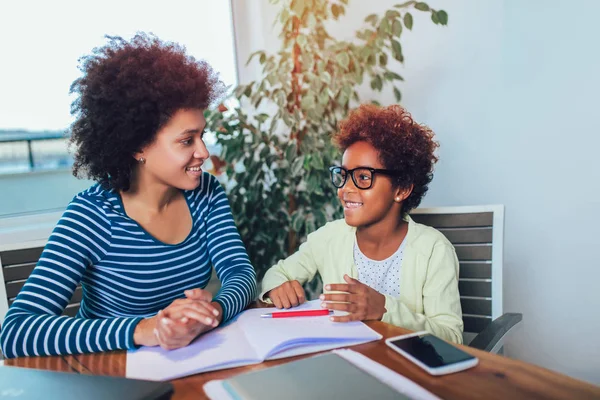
260, 309, 333, 318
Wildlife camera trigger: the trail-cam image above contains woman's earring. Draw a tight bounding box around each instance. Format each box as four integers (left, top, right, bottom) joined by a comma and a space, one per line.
395, 197, 401, 202
138, 157, 146, 164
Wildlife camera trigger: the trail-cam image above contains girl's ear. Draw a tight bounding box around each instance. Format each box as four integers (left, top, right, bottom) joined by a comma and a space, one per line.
394, 185, 413, 203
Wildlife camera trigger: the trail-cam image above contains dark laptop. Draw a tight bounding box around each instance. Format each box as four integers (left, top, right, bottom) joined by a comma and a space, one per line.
0, 366, 173, 400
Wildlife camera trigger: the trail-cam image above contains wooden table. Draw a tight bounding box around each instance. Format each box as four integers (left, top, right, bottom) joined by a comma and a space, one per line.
5, 321, 600, 400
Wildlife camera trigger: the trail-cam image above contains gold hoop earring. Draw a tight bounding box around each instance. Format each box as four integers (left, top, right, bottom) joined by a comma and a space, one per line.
139, 157, 146, 164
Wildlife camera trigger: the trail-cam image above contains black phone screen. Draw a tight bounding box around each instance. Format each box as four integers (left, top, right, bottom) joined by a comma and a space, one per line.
389, 334, 475, 368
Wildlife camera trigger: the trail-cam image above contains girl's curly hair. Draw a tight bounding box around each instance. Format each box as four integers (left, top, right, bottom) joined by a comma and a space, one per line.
333, 104, 439, 215
69, 33, 226, 191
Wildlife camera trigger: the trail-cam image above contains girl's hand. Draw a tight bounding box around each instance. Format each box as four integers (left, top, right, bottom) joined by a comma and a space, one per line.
319, 275, 386, 322
266, 280, 306, 309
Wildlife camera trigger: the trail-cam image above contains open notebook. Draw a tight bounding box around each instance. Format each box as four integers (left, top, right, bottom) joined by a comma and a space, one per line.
127, 300, 382, 381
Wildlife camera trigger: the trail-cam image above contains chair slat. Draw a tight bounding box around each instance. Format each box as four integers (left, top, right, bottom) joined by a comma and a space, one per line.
62, 303, 80, 317
459, 263, 492, 279
5, 280, 25, 298
455, 245, 492, 261
8, 285, 82, 305
410, 212, 493, 228
2, 262, 36, 281
438, 228, 493, 244
0, 247, 44, 266
460, 298, 492, 316
459, 280, 492, 297
464, 315, 492, 333
69, 286, 83, 303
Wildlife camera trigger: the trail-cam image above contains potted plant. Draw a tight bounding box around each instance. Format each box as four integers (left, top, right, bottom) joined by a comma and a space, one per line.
206, 0, 448, 291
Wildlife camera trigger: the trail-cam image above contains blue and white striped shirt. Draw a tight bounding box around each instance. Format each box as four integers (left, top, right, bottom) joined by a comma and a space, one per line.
0, 173, 256, 358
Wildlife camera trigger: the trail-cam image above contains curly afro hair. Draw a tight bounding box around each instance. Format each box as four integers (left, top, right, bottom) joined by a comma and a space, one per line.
69, 33, 226, 191
333, 104, 439, 215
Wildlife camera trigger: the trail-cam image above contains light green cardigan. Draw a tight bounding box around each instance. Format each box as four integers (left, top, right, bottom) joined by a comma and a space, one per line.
260, 216, 464, 343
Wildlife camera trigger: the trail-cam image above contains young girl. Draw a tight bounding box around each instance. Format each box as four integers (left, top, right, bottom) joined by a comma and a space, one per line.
260, 104, 462, 343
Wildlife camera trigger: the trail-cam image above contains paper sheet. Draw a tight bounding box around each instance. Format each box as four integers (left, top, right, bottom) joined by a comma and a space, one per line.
127, 300, 381, 381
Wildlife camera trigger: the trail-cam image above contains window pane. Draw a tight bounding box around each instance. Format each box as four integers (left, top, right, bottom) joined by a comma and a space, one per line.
0, 0, 237, 132
0, 1, 237, 175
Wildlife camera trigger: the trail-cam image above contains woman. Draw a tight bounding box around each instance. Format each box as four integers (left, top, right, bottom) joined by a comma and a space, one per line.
0, 34, 256, 358
260, 104, 463, 343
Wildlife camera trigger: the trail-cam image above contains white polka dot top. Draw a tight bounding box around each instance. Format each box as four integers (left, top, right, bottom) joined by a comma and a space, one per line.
354, 236, 405, 297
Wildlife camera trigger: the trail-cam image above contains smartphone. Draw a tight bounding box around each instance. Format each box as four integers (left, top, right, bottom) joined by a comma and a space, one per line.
385, 331, 478, 375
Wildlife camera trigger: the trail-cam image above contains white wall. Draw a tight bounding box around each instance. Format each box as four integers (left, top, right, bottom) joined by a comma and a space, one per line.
232, 0, 600, 384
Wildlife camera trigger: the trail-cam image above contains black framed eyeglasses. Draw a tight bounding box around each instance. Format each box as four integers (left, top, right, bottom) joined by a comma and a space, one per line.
329, 166, 401, 190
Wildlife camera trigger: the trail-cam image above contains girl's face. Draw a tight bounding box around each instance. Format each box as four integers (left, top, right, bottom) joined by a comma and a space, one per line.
336, 141, 404, 228
136, 108, 209, 191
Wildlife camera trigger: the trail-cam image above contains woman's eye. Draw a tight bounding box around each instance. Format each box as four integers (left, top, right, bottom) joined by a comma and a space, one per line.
359, 174, 371, 181
181, 139, 193, 146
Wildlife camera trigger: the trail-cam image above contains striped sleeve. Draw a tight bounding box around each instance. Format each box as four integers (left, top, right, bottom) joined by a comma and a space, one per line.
0, 195, 142, 358
205, 176, 257, 322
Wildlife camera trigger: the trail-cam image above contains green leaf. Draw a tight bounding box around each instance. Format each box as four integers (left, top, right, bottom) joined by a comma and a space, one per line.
378, 17, 390, 36
392, 19, 402, 37
310, 153, 324, 169
256, 113, 269, 124
282, 112, 293, 127
260, 145, 270, 159
415, 2, 430, 11
318, 89, 330, 105
404, 12, 414, 30
245, 51, 264, 66
336, 52, 350, 70
275, 90, 286, 107
286, 142, 297, 161
259, 53, 267, 64
305, 218, 316, 234
301, 94, 316, 110
297, 34, 308, 47
331, 4, 340, 19
292, 0, 305, 15
431, 11, 439, 24
291, 156, 305, 176
379, 52, 388, 67
313, 209, 327, 227
392, 40, 403, 62
367, 53, 376, 66
370, 75, 383, 91
291, 211, 304, 232
266, 73, 278, 86
364, 13, 378, 26
393, 87, 402, 102
385, 10, 401, 19
234, 84, 246, 97
280, 9, 290, 24
384, 71, 404, 81
306, 13, 317, 29
437, 10, 448, 25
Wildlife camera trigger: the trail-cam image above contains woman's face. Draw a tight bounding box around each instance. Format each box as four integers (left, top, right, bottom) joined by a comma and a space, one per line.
337, 141, 400, 228
137, 108, 209, 191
